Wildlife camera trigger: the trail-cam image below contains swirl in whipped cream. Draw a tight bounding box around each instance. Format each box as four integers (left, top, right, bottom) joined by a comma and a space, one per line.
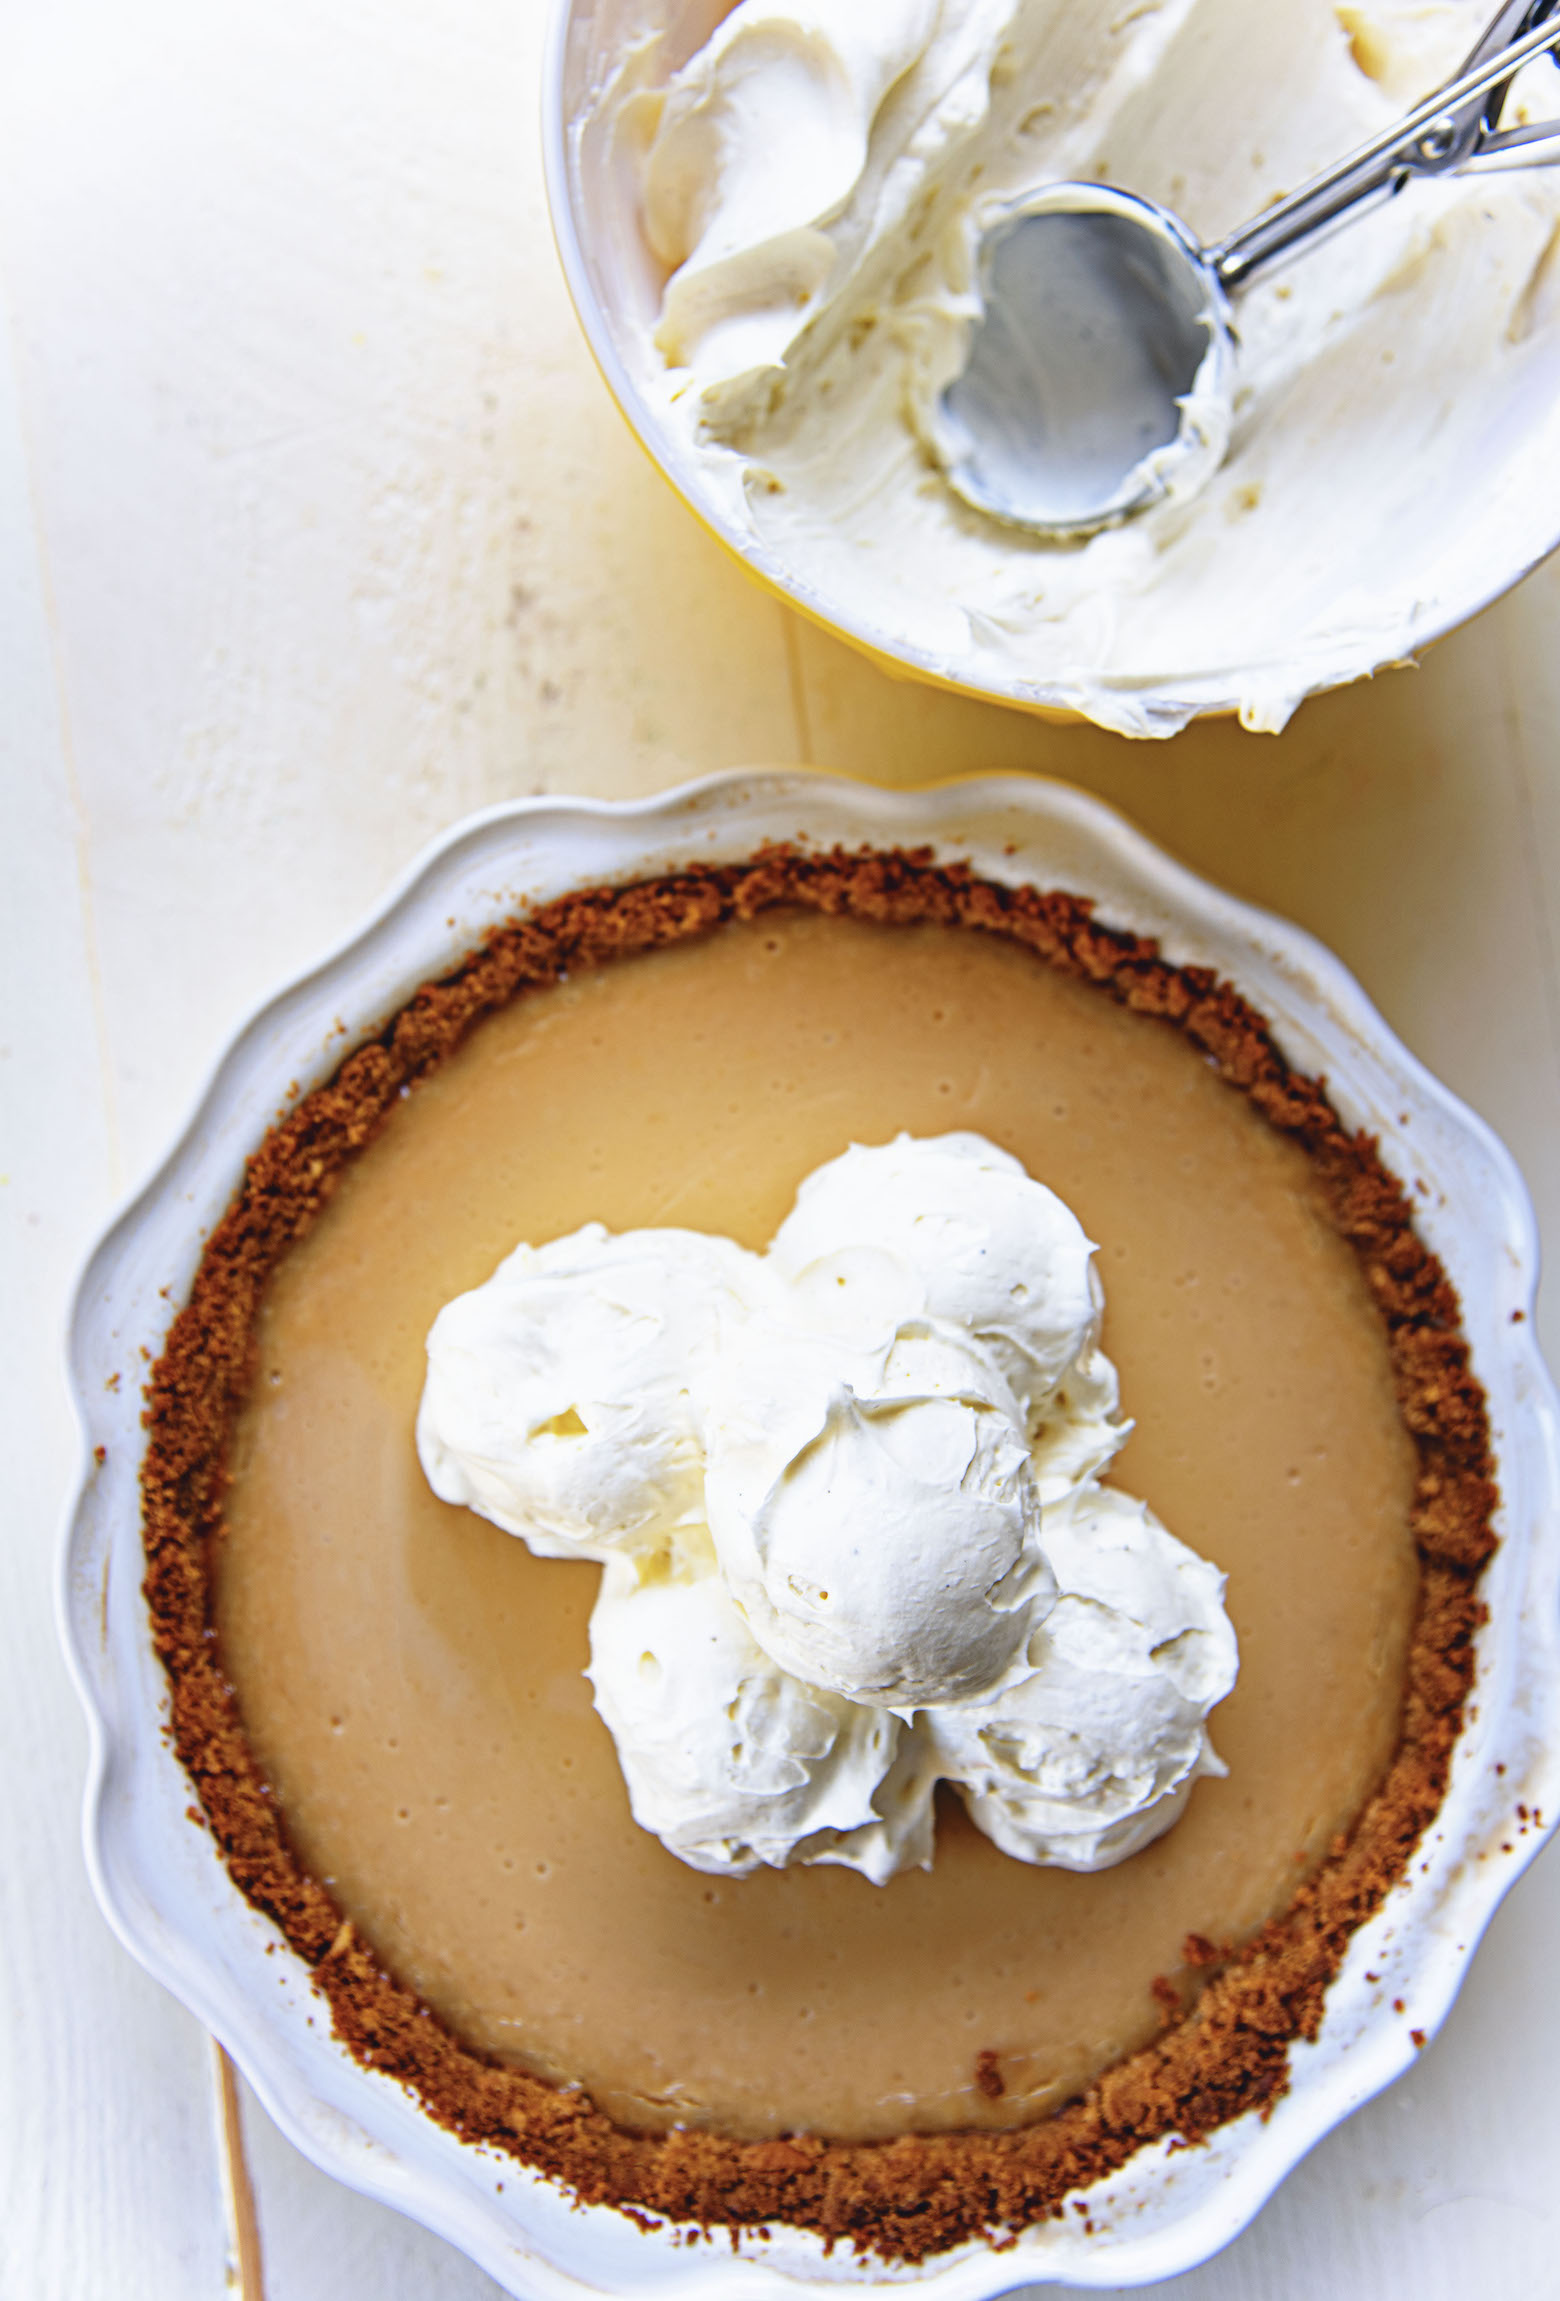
418, 1134, 1238, 1880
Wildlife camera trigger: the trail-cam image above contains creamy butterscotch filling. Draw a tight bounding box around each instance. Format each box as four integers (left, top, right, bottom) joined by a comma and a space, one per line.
216, 910, 1417, 2142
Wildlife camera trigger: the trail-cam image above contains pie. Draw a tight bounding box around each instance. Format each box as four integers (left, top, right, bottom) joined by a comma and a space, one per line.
142, 846, 1494, 2262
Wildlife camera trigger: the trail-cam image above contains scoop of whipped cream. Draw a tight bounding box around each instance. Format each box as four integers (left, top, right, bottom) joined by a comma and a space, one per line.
418, 1225, 755, 1558
600, 0, 1560, 736
418, 1134, 1237, 1879
925, 1484, 1236, 1868
705, 1315, 1054, 1706
587, 1558, 940, 1880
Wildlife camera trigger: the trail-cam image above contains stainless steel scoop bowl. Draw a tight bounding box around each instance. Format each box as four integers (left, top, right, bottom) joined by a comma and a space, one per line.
931, 0, 1560, 535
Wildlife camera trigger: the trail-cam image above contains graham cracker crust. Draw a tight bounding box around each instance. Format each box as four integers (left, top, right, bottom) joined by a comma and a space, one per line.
140, 847, 1496, 2264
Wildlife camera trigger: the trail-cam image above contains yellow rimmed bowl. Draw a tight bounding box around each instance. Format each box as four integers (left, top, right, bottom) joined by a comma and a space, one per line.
542, 0, 1560, 738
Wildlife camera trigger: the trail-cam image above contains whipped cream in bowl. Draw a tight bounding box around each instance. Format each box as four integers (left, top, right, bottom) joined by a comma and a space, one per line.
420, 1131, 1240, 1881
547, 0, 1560, 734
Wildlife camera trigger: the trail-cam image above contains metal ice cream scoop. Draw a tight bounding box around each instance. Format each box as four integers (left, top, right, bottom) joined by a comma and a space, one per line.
930, 0, 1560, 535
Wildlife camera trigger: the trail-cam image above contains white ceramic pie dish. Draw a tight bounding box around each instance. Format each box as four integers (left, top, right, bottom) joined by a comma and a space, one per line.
62, 770, 1560, 2298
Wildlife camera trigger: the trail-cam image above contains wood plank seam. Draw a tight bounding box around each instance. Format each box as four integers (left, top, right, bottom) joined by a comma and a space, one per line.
1496, 611, 1560, 1090
781, 607, 816, 765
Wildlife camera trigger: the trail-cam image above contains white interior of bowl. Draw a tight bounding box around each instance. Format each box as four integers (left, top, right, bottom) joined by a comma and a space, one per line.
543, 1, 1560, 732
62, 771, 1560, 2299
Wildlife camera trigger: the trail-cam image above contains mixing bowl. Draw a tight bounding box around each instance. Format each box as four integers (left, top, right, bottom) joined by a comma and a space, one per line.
543, 0, 1560, 737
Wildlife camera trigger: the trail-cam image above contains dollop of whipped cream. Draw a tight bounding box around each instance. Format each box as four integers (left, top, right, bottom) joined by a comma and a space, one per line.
419, 1135, 1237, 1881
598, 0, 1560, 736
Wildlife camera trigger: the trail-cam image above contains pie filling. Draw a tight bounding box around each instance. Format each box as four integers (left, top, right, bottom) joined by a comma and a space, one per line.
143, 850, 1495, 2256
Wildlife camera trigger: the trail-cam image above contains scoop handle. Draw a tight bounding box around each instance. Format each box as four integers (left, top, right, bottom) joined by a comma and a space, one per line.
1212, 1, 1560, 292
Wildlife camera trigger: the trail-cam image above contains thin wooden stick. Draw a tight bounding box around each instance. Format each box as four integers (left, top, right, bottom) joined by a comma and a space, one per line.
211, 2039, 266, 2300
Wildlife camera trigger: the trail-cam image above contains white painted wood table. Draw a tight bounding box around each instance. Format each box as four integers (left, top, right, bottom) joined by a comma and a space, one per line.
3, 1, 1559, 2294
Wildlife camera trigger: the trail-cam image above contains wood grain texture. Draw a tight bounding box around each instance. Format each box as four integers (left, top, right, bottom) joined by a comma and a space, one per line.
1, 0, 1558, 2292
0, 283, 234, 2301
